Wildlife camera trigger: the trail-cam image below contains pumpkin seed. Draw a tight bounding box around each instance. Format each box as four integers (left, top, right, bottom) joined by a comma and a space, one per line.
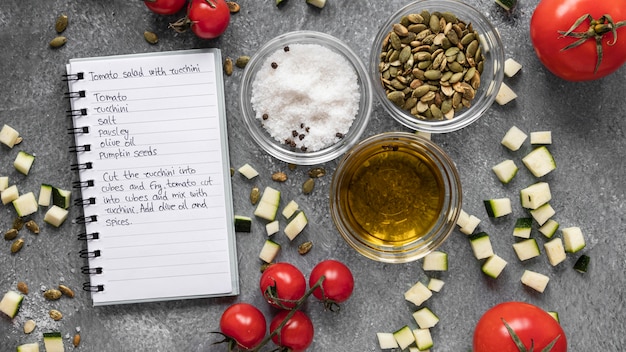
298, 241, 313, 255
250, 187, 260, 205
59, 284, 75, 298
235, 55, 250, 68
308, 167, 326, 178
25, 220, 39, 234
223, 57, 233, 76
24, 319, 36, 334
11, 238, 24, 253
49, 309, 63, 321
49, 36, 67, 48
73, 334, 81, 347
302, 178, 315, 194
143, 31, 158, 45
226, 1, 240, 13
271, 171, 287, 182
4, 228, 18, 241
55, 14, 68, 33
17, 281, 29, 294
44, 289, 62, 300
13, 218, 24, 230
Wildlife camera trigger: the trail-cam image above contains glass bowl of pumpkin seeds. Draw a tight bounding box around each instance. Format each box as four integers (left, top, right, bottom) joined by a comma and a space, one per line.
370, 0, 505, 133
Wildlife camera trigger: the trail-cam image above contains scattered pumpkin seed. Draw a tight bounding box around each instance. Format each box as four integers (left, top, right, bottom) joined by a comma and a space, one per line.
298, 241, 313, 255
11, 238, 24, 253
288, 163, 297, 171
73, 334, 81, 347
13, 218, 24, 230
25, 220, 39, 234
302, 178, 315, 194
4, 228, 18, 241
59, 284, 75, 298
55, 14, 68, 33
223, 57, 233, 76
143, 31, 159, 45
308, 167, 326, 178
227, 1, 240, 13
49, 309, 63, 321
17, 281, 29, 295
250, 186, 261, 205
49, 36, 67, 48
235, 55, 250, 68
271, 171, 287, 182
23, 319, 36, 334
44, 289, 62, 300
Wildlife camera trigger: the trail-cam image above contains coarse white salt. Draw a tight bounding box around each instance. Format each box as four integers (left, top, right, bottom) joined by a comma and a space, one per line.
250, 43, 361, 152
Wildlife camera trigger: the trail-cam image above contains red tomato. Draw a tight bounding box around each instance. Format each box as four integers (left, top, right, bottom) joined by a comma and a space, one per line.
219, 303, 267, 350
308, 260, 354, 305
473, 301, 567, 352
270, 310, 314, 352
187, 0, 230, 39
530, 0, 626, 81
144, 0, 187, 15
260, 262, 307, 309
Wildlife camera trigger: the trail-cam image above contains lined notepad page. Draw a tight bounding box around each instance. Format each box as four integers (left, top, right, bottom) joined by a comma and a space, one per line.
67, 49, 238, 305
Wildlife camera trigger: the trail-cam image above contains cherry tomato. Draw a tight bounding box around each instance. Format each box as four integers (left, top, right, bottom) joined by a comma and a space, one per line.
530, 0, 626, 81
269, 310, 314, 352
219, 303, 267, 350
473, 301, 567, 352
308, 260, 354, 304
143, 0, 187, 15
260, 262, 307, 309
187, 0, 230, 39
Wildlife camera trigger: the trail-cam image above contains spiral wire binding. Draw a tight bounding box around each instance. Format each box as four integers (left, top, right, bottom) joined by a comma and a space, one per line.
79, 248, 101, 258
77, 232, 100, 240
70, 162, 93, 171
64, 90, 86, 99
73, 179, 95, 189
74, 197, 96, 206
68, 126, 90, 134
81, 265, 103, 275
83, 283, 104, 292
62, 72, 84, 81
67, 108, 88, 117
69, 144, 91, 153
75, 214, 98, 224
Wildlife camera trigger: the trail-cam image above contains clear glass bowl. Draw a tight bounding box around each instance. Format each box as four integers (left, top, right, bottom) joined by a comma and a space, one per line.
330, 132, 462, 263
370, 0, 504, 133
240, 30, 373, 165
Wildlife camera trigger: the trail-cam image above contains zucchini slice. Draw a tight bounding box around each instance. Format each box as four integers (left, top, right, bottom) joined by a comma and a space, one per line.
412, 307, 439, 329
413, 328, 434, 350
17, 343, 40, 352
544, 237, 566, 266
51, 187, 71, 209
393, 325, 415, 350
422, 251, 447, 271
483, 198, 512, 218
530, 131, 552, 145
0, 124, 20, 148
562, 226, 586, 253
530, 203, 555, 226
237, 163, 259, 179
281, 200, 299, 219
265, 220, 279, 236
13, 192, 38, 217
522, 146, 556, 177
503, 57, 522, 77
234, 215, 252, 232
573, 254, 590, 273
404, 281, 432, 306
253, 187, 281, 221
43, 205, 69, 228
0, 176, 8, 191
43, 332, 64, 352
259, 239, 281, 263
521, 270, 550, 293
520, 182, 551, 210
538, 219, 559, 239
513, 238, 541, 261
469, 232, 494, 260
495, 82, 518, 105
492, 159, 518, 184
482, 254, 508, 279
501, 126, 527, 151
38, 184, 53, 206
0, 290, 24, 318
376, 332, 398, 349
14, 151, 35, 175
427, 278, 445, 292
1, 184, 19, 205
512, 217, 533, 238
284, 211, 307, 241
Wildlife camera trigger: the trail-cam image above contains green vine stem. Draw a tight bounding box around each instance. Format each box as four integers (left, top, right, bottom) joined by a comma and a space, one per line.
558, 13, 626, 73
501, 318, 561, 352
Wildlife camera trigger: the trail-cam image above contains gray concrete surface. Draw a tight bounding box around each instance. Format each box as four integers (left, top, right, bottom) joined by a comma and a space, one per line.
1, 0, 625, 351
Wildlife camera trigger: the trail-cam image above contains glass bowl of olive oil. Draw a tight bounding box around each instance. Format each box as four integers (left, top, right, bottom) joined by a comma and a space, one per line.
330, 132, 462, 263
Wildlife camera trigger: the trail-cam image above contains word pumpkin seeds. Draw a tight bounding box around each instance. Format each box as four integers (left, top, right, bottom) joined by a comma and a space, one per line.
378, 10, 485, 121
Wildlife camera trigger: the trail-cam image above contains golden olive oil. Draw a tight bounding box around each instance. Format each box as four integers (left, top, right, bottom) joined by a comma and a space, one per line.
343, 145, 444, 246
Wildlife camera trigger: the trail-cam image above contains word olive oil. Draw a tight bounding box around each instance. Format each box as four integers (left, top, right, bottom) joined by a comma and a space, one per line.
344, 145, 444, 246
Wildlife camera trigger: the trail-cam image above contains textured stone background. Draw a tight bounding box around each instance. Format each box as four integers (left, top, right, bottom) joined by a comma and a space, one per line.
1, 0, 625, 351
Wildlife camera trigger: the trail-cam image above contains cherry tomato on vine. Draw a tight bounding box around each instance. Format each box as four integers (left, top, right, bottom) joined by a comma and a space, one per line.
269, 310, 314, 352
260, 262, 307, 310
308, 260, 354, 305
143, 0, 187, 15
219, 303, 267, 350
187, 0, 231, 39
530, 0, 626, 81
473, 301, 567, 352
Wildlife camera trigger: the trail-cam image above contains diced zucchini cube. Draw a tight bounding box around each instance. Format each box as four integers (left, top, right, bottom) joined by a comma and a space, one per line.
43, 332, 64, 352
281, 200, 299, 219
0, 290, 24, 318
237, 163, 259, 179
51, 187, 71, 209
501, 126, 527, 151
456, 209, 470, 228
0, 124, 20, 148
427, 278, 444, 292
0, 176, 8, 191
492, 159, 518, 184
14, 151, 35, 175
530, 131, 552, 145
404, 281, 432, 306
548, 311, 560, 322
483, 198, 512, 218
482, 254, 508, 279
234, 215, 252, 232
306, 0, 327, 8
513, 238, 541, 261
38, 184, 53, 206
393, 325, 415, 350
495, 82, 517, 105
1, 184, 19, 205
13, 192, 38, 217
503, 58, 522, 77
522, 146, 556, 177
513, 218, 533, 238
521, 270, 550, 293
43, 205, 69, 227
520, 182, 551, 210
259, 239, 281, 263
413, 328, 434, 350
459, 215, 481, 235
265, 220, 279, 236
422, 251, 447, 271
17, 342, 40, 352
283, 211, 307, 241
376, 332, 399, 349
544, 237, 566, 266
562, 226, 586, 253
412, 307, 439, 329
573, 254, 590, 273
530, 203, 555, 226
253, 187, 281, 221
538, 219, 559, 238
469, 232, 494, 260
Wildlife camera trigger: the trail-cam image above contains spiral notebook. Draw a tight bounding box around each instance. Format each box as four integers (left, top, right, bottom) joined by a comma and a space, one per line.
65, 49, 239, 306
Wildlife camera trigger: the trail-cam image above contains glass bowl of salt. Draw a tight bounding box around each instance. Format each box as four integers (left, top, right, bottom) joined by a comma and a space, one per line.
240, 30, 373, 165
